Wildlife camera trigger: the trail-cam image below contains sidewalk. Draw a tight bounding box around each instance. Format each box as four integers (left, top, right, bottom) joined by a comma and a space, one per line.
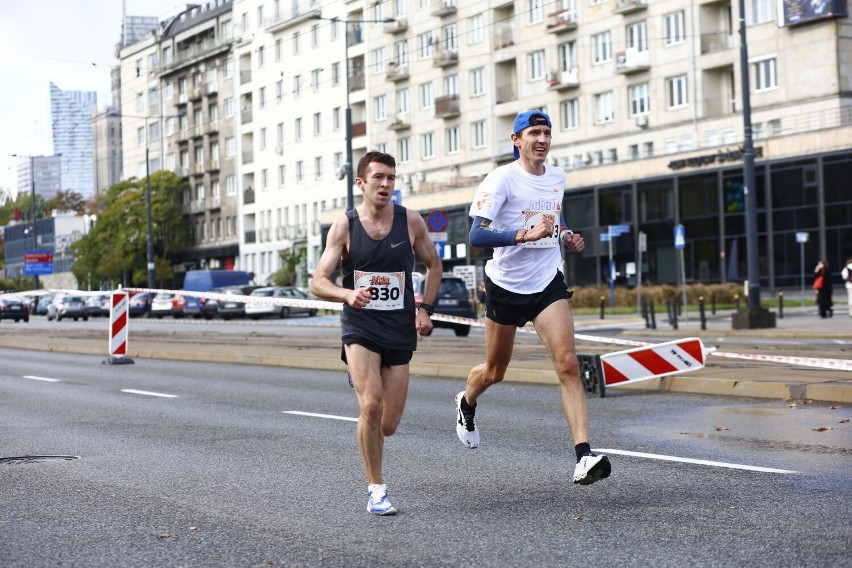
0, 305, 849, 403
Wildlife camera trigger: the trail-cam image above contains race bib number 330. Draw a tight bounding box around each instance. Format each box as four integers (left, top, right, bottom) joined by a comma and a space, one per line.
354, 271, 405, 310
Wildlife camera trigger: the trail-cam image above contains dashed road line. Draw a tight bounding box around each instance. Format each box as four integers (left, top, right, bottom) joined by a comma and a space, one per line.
22, 375, 61, 382
282, 410, 358, 422
121, 389, 179, 398
596, 448, 798, 474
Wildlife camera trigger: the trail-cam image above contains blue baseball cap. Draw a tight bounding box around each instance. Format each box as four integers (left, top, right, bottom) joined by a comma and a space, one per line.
512, 110, 552, 159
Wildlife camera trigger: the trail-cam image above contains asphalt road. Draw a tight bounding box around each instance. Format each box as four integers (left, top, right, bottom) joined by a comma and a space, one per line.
1, 350, 850, 567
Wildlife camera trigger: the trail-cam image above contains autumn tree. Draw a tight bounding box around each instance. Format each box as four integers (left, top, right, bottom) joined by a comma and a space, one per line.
70, 171, 192, 288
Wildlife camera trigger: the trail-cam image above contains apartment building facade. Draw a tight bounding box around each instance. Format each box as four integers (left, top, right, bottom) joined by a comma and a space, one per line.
120, 1, 241, 276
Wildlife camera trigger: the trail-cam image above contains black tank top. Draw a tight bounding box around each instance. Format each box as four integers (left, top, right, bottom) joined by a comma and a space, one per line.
340, 204, 417, 351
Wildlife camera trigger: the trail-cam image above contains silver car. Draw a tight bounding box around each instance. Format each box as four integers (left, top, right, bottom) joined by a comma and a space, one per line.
244, 286, 318, 319
47, 293, 89, 322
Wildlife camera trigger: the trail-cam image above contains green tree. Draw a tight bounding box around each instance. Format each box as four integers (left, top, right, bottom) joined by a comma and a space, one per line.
43, 190, 87, 214
271, 248, 305, 286
70, 171, 191, 288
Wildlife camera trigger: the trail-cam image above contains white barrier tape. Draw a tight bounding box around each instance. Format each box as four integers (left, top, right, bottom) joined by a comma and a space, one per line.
709, 350, 852, 372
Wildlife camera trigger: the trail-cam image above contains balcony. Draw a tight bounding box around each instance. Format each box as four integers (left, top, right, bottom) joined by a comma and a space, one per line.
386, 63, 409, 82
349, 72, 365, 93
546, 68, 580, 91
435, 95, 460, 119
431, 0, 457, 18
351, 121, 367, 138
241, 151, 253, 165
546, 11, 577, 33
205, 159, 220, 171
615, 48, 650, 74
388, 116, 410, 131
701, 32, 731, 54
191, 124, 204, 138
494, 26, 513, 49
188, 199, 205, 214
241, 108, 253, 124
496, 83, 517, 105
206, 81, 218, 95
433, 48, 459, 68
384, 18, 407, 34
174, 166, 189, 178
177, 93, 189, 105
614, 0, 648, 15
193, 162, 205, 175
189, 86, 202, 100
208, 119, 219, 133
243, 188, 255, 205
244, 230, 256, 244
240, 70, 252, 85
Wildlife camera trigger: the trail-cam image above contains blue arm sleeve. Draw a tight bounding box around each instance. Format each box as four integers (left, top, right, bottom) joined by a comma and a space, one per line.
469, 216, 517, 248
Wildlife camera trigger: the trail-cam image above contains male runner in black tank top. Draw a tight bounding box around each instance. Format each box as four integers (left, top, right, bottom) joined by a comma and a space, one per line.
311, 151, 442, 515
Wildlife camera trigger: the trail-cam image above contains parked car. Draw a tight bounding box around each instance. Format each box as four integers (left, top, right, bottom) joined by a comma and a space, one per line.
128, 292, 153, 317
0, 296, 30, 322
412, 274, 476, 337
182, 269, 254, 318
151, 293, 185, 318
47, 294, 89, 322
35, 294, 54, 316
85, 293, 111, 317
244, 286, 318, 319
206, 284, 258, 320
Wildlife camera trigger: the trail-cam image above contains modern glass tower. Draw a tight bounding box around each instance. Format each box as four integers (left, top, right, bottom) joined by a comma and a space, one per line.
50, 82, 97, 199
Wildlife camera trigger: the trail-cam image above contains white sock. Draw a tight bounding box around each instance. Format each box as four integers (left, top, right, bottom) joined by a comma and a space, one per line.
368, 483, 387, 494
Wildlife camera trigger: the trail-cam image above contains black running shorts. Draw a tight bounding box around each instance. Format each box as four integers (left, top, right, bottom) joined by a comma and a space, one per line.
341, 338, 413, 368
485, 271, 573, 328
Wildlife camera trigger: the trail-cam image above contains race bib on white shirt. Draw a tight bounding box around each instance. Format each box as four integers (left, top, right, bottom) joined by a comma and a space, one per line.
522, 210, 559, 248
354, 270, 405, 310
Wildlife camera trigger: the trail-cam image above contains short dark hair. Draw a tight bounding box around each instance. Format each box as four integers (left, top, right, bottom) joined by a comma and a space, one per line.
357, 151, 396, 179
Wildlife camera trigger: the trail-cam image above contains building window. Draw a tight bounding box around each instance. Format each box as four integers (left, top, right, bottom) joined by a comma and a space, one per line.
333, 107, 341, 131
666, 74, 689, 108
295, 117, 302, 141
313, 112, 322, 136
260, 127, 267, 149
559, 41, 578, 72
468, 13, 484, 44
594, 91, 614, 123
628, 83, 650, 116
225, 97, 235, 116
293, 75, 303, 97
420, 82, 434, 109
627, 21, 648, 52
752, 57, 777, 91
395, 40, 409, 66
422, 132, 435, 159
528, 0, 544, 24
665, 11, 685, 46
296, 161, 304, 183
311, 69, 322, 92
372, 47, 386, 74
276, 80, 284, 103
561, 98, 579, 129
259, 86, 266, 109
331, 62, 340, 86
275, 38, 282, 62
419, 32, 433, 59
374, 95, 388, 121
261, 169, 268, 191
278, 165, 286, 186
314, 156, 322, 179
745, 0, 775, 25
258, 45, 265, 68
212, 180, 220, 200
446, 126, 460, 154
593, 31, 612, 64
471, 68, 485, 96
396, 89, 410, 114
311, 24, 320, 48
398, 137, 410, 162
472, 120, 487, 148
277, 122, 284, 144
528, 50, 545, 81
293, 31, 300, 54
443, 74, 458, 96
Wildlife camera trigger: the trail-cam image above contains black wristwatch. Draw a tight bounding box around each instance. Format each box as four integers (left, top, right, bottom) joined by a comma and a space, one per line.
418, 303, 434, 316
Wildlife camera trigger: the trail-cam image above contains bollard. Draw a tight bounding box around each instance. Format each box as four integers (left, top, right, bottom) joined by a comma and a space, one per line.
778, 291, 784, 319
672, 302, 679, 330
650, 300, 657, 329
641, 298, 650, 329
699, 296, 707, 331
734, 293, 740, 311
711, 292, 717, 315
600, 296, 606, 320
665, 300, 673, 326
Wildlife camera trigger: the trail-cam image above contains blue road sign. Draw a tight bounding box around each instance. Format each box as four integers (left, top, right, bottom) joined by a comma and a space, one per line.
609, 224, 630, 236
600, 233, 611, 242
427, 210, 448, 232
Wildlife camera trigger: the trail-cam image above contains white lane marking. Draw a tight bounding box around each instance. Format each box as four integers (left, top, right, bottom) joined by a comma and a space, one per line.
596, 448, 798, 474
282, 411, 358, 422
23, 375, 61, 382
121, 389, 179, 398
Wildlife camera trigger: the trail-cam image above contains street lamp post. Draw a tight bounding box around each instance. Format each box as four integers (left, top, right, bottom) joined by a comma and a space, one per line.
310, 13, 394, 211
145, 145, 155, 289
29, 156, 39, 290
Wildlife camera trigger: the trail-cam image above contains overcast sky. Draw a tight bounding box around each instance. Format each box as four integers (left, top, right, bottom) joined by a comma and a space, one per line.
0, 0, 183, 198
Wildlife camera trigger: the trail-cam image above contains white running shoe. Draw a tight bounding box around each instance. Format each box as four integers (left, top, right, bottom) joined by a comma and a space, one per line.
367, 485, 397, 516
573, 453, 612, 485
455, 391, 480, 449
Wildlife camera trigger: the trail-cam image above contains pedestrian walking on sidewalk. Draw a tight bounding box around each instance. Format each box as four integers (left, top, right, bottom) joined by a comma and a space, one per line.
310, 151, 443, 515
455, 110, 611, 486
841, 258, 852, 317
813, 259, 834, 318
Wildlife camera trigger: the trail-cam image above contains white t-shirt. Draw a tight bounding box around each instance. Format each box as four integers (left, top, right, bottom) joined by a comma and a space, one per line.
469, 161, 566, 294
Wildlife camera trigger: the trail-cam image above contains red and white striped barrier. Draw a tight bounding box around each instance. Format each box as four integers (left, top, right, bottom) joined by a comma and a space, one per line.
600, 337, 709, 387
104, 290, 134, 365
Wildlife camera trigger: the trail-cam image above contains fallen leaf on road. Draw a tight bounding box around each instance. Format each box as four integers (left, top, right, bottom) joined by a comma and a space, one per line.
156, 533, 176, 539
715, 427, 730, 431
799, 399, 813, 404
829, 406, 840, 410
786, 403, 797, 408
839, 419, 849, 424
574, 516, 583, 521
189, 526, 198, 531
812, 427, 833, 432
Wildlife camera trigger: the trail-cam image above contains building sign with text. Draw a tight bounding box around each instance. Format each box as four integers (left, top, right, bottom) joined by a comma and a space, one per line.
782, 0, 847, 27
667, 147, 763, 171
